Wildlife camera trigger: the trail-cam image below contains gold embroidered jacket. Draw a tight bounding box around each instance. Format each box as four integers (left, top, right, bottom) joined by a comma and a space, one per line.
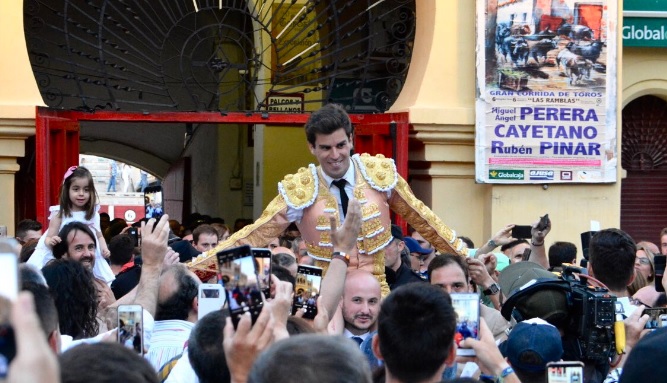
187, 153, 467, 294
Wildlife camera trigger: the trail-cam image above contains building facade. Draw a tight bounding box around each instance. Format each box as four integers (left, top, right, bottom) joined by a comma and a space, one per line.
2, 0, 666, 252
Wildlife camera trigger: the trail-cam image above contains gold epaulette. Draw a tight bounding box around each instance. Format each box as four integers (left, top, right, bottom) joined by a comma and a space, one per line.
278, 164, 319, 210
353, 153, 398, 192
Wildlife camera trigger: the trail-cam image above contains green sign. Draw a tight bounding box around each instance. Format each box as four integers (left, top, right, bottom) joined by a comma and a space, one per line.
623, 18, 667, 47
624, 0, 667, 12
488, 170, 524, 180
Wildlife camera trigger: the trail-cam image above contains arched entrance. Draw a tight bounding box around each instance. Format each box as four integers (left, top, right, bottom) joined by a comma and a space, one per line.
21, 0, 417, 225
23, 0, 415, 113
620, 95, 667, 243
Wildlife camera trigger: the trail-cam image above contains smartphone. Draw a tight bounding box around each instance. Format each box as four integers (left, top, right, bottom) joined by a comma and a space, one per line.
452, 293, 480, 356
117, 304, 144, 355
0, 253, 18, 301
198, 283, 226, 320
660, 314, 667, 328
644, 307, 667, 329
512, 225, 532, 239
128, 227, 139, 247
292, 265, 323, 319
252, 248, 272, 298
0, 324, 15, 378
546, 361, 584, 383
217, 245, 263, 328
144, 185, 163, 220
521, 248, 532, 262
536, 214, 550, 231
655, 255, 666, 293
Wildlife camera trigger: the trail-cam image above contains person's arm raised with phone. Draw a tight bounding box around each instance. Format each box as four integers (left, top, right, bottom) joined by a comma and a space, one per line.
7, 292, 60, 383
476, 224, 516, 256
319, 198, 362, 320
460, 318, 521, 383
268, 274, 293, 341
97, 215, 169, 333
129, 215, 169, 317
467, 255, 501, 310
223, 303, 276, 383
529, 215, 551, 269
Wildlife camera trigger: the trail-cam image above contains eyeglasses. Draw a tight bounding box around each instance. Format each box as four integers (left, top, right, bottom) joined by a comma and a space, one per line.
635, 258, 651, 265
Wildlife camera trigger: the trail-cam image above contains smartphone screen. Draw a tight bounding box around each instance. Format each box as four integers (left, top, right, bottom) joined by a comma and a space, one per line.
0, 325, 15, 378
292, 265, 323, 319
117, 305, 144, 355
512, 225, 532, 239
452, 293, 480, 356
217, 245, 263, 328
546, 361, 584, 383
644, 307, 667, 329
655, 255, 666, 293
128, 227, 139, 247
144, 186, 163, 220
252, 248, 272, 298
0, 253, 18, 301
198, 284, 226, 320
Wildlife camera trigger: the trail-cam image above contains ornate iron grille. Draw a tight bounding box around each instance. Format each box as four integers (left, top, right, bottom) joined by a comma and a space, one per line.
621, 95, 667, 172
24, 0, 415, 113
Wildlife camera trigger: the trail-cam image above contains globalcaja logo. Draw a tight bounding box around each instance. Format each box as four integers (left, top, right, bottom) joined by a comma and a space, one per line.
529, 170, 554, 181
489, 170, 524, 180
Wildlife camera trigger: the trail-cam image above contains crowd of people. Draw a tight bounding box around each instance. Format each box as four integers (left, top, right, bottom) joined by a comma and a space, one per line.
2, 104, 667, 383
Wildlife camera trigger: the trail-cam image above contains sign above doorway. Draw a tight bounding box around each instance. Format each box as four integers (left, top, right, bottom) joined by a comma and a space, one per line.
624, 0, 667, 47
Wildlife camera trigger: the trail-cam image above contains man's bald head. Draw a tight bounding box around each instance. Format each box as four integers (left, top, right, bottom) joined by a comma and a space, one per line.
342, 271, 381, 335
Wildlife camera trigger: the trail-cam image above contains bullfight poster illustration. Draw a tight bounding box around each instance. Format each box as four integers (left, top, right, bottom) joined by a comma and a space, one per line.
475, 0, 618, 184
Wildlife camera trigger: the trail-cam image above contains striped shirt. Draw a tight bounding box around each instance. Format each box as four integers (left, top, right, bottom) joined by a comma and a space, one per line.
145, 320, 194, 372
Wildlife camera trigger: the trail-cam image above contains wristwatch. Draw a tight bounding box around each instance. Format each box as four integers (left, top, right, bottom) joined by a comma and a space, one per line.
332, 251, 350, 266
483, 282, 500, 296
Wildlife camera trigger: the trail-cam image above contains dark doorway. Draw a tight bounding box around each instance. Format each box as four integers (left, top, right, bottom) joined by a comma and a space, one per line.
620, 95, 667, 244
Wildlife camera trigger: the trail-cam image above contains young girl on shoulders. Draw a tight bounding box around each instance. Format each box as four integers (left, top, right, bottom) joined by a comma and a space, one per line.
29, 166, 115, 283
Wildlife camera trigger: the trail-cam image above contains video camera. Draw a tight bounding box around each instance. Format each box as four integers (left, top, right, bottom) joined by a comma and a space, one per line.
502, 267, 617, 362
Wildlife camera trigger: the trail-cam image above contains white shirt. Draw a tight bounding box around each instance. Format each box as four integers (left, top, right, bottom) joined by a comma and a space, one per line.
285, 160, 391, 223
145, 320, 194, 372
286, 162, 356, 223
343, 328, 371, 345
164, 348, 199, 383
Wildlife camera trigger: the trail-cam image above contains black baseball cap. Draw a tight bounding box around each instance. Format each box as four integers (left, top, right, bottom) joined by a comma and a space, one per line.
390, 224, 404, 241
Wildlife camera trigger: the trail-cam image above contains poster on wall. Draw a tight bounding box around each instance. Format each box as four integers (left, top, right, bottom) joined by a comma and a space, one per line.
475, 0, 618, 184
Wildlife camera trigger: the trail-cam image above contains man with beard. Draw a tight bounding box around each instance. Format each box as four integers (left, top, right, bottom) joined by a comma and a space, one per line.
48, 217, 170, 351
53, 222, 116, 309
53, 221, 98, 269
341, 270, 381, 347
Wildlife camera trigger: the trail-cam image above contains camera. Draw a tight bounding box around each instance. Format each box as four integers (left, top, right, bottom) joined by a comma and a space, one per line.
502, 267, 616, 362
560, 268, 616, 362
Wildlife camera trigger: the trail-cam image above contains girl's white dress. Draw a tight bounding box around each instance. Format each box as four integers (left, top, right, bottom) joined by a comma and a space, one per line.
27, 205, 115, 284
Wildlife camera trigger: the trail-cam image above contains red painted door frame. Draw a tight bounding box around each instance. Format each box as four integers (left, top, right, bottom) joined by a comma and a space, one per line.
35, 107, 410, 226
35, 108, 80, 226
353, 113, 410, 229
